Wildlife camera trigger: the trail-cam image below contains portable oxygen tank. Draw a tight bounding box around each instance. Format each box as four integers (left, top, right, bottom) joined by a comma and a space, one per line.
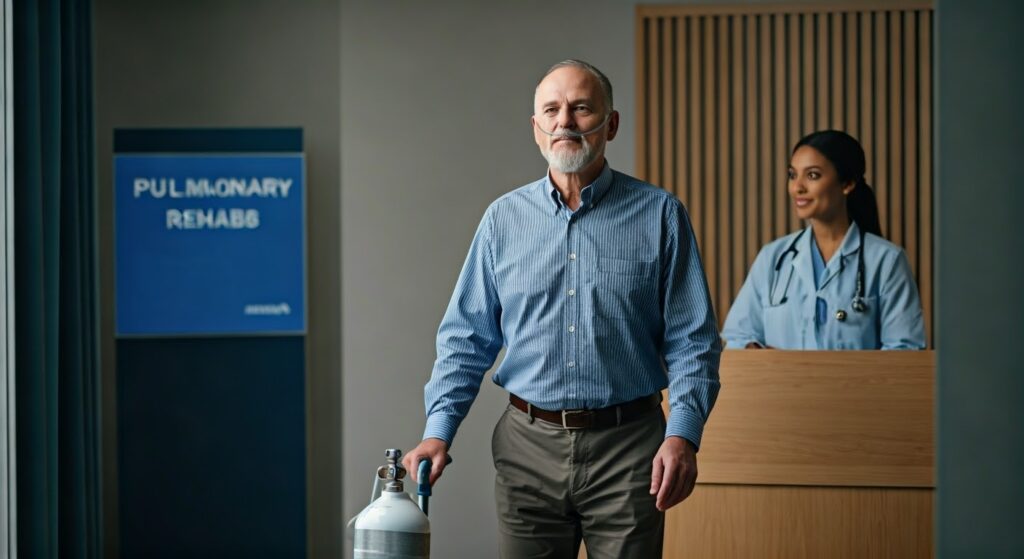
350, 449, 438, 559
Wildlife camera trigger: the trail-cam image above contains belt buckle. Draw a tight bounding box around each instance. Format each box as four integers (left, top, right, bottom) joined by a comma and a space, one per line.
561, 409, 589, 430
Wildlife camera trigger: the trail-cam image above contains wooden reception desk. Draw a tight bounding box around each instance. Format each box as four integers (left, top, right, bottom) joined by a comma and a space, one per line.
583, 350, 935, 558
664, 350, 934, 558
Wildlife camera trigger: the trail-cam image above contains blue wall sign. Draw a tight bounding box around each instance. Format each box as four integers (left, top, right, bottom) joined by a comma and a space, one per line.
115, 154, 306, 336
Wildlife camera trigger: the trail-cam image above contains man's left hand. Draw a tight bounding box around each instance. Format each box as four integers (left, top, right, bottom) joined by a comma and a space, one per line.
649, 436, 697, 511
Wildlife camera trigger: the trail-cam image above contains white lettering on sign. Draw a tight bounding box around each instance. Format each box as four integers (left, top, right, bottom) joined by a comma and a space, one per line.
134, 177, 295, 198
166, 208, 260, 230
243, 303, 292, 316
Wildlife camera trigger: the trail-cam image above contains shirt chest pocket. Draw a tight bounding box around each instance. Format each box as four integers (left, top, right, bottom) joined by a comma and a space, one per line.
827, 295, 881, 349
593, 256, 658, 320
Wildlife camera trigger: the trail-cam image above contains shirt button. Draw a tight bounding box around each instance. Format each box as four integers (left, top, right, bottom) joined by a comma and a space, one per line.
568, 325, 576, 333
569, 252, 576, 260
568, 289, 576, 296
567, 361, 575, 368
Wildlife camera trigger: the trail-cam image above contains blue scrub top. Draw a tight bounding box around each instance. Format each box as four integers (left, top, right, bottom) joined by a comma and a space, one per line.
721, 222, 926, 350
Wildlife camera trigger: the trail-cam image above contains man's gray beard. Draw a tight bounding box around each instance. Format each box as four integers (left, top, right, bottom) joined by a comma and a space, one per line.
542, 140, 599, 173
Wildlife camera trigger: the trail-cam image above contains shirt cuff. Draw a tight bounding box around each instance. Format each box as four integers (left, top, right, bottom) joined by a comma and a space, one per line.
665, 409, 706, 451
423, 413, 461, 446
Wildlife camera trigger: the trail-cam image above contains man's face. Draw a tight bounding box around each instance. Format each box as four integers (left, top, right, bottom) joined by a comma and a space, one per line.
532, 66, 618, 174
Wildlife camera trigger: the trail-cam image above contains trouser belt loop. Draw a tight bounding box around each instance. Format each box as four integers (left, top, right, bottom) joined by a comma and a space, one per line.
615, 406, 622, 427
526, 402, 534, 424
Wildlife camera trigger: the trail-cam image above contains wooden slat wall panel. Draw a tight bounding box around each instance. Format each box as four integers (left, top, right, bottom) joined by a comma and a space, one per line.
846, 13, 859, 138
731, 16, 745, 323
890, 12, 904, 247
675, 19, 688, 212
919, 11, 932, 344
861, 12, 873, 177
905, 14, 918, 279
832, 11, 844, 130
688, 17, 703, 248
662, 18, 675, 199
636, 3, 935, 345
703, 17, 717, 313
769, 14, 784, 245
788, 14, 801, 234
816, 13, 829, 129
745, 16, 759, 274
647, 19, 661, 186
874, 11, 889, 244
718, 16, 731, 319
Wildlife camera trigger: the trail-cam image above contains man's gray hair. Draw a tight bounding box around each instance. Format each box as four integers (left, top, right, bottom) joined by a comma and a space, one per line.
538, 59, 614, 112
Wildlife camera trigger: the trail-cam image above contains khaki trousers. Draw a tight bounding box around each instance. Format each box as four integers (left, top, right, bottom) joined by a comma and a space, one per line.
491, 402, 665, 559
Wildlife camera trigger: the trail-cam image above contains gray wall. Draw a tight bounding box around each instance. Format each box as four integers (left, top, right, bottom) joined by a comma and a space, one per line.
935, 1, 1024, 556
94, 1, 341, 556
339, 2, 637, 556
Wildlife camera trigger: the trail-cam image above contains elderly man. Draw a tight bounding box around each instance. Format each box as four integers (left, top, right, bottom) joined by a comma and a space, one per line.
403, 59, 721, 558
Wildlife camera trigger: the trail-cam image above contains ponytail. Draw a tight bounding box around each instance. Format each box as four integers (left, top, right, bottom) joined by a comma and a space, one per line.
848, 178, 883, 238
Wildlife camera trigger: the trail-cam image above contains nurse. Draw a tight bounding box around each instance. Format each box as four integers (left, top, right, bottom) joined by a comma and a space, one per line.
722, 130, 925, 350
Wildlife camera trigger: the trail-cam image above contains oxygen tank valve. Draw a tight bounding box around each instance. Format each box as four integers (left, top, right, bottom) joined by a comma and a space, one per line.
377, 448, 407, 492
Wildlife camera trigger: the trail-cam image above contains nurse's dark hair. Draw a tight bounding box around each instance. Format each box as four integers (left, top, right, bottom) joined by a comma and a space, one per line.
794, 130, 883, 237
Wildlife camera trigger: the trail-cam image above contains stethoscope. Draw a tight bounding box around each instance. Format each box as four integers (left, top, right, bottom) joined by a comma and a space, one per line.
769, 226, 868, 322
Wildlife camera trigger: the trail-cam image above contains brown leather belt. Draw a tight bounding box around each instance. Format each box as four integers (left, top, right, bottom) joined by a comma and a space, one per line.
509, 393, 663, 429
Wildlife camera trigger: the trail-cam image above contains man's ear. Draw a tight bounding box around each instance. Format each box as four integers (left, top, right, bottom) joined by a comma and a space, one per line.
606, 110, 620, 141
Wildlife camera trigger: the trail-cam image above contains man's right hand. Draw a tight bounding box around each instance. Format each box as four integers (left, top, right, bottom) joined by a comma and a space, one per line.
402, 438, 450, 486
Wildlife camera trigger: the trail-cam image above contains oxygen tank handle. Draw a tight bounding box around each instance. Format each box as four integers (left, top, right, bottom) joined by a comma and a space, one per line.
416, 455, 453, 517
416, 460, 432, 498
416, 454, 453, 496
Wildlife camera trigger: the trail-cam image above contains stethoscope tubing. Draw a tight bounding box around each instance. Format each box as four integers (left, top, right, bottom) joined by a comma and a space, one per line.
768, 226, 868, 313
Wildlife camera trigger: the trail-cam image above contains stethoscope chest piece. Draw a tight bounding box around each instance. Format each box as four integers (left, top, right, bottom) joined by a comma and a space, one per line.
851, 297, 868, 313
835, 309, 848, 322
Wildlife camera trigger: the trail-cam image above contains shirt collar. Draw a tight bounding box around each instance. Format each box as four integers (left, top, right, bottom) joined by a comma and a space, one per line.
838, 221, 863, 257
801, 221, 863, 259
543, 162, 613, 214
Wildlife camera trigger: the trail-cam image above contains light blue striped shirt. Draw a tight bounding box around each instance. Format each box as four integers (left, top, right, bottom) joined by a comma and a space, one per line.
423, 164, 721, 448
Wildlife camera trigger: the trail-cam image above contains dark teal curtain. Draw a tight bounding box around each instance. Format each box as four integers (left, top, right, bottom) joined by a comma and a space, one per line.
14, 0, 100, 557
